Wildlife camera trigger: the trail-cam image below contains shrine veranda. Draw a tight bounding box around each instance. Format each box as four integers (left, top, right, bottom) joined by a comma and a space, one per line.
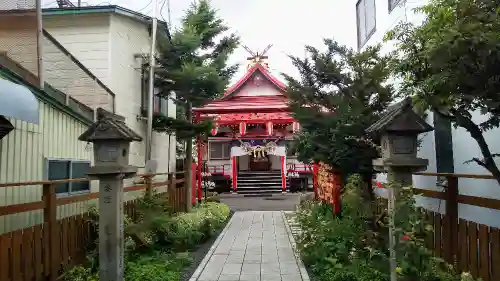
192, 56, 316, 193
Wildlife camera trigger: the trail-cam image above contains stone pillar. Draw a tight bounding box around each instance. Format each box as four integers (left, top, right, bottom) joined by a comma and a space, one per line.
78, 108, 142, 281
366, 98, 434, 281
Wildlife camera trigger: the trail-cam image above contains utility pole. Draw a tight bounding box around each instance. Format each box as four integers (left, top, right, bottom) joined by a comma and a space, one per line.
145, 0, 159, 169
36, 0, 44, 89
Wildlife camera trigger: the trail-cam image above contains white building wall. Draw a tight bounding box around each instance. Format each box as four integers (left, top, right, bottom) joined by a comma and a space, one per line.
44, 13, 176, 176
360, 0, 500, 227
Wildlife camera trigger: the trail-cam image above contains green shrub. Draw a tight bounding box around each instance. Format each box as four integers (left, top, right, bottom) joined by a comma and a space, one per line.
160, 202, 230, 250
62, 252, 191, 281
63, 201, 230, 281
295, 175, 388, 281
296, 175, 480, 281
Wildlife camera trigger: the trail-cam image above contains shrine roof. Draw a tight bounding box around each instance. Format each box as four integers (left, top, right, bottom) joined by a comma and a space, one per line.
204, 112, 294, 124
221, 63, 287, 99
194, 62, 288, 114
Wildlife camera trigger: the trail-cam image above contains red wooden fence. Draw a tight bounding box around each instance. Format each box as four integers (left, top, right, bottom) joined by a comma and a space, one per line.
0, 172, 186, 281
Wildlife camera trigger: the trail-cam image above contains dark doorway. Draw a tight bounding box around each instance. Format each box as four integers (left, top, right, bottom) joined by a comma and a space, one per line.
249, 154, 271, 171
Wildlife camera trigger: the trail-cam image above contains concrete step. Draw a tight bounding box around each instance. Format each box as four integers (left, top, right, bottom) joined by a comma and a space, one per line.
237, 184, 283, 189
236, 189, 284, 195
238, 171, 281, 174
238, 181, 282, 186
238, 173, 282, 177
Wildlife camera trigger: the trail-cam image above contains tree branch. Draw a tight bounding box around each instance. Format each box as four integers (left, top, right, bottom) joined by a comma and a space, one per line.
450, 108, 500, 185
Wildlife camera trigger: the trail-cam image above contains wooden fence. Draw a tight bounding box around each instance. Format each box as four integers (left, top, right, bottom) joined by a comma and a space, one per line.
375, 172, 500, 281
0, 171, 187, 281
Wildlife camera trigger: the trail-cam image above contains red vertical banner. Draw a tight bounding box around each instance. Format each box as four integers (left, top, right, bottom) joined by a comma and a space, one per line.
232, 156, 237, 192
317, 162, 342, 214
191, 163, 197, 205
280, 156, 286, 192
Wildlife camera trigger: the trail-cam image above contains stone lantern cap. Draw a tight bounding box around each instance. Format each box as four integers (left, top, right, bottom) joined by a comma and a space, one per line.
366, 97, 433, 136
78, 108, 143, 142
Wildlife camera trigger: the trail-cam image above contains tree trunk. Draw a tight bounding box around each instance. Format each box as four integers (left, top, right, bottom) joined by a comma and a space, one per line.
449, 109, 500, 186
185, 102, 193, 212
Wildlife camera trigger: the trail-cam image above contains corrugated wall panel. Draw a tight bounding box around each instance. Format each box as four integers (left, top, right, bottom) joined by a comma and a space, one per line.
0, 99, 93, 234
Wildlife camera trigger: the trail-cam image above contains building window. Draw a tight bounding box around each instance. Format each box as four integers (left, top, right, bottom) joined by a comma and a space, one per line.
388, 0, 402, 12
46, 159, 91, 194
356, 0, 376, 49
141, 65, 168, 117
209, 142, 231, 160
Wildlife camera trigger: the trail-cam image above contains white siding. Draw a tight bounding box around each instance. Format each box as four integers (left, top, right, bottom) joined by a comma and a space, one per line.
360, 0, 500, 227
44, 13, 176, 178
43, 14, 111, 84
108, 14, 174, 176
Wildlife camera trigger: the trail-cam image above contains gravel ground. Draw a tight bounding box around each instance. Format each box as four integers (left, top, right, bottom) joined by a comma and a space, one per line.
180, 211, 234, 281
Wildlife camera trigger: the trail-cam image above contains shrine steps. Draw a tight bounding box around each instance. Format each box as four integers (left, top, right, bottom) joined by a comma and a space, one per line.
236, 171, 285, 195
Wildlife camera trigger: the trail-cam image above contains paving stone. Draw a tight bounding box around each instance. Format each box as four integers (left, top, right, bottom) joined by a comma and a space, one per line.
218, 274, 240, 281
261, 275, 282, 281
190, 211, 309, 281
198, 270, 221, 281
280, 262, 300, 275
239, 274, 261, 281
261, 263, 281, 275
221, 263, 242, 275
261, 254, 279, 263
280, 275, 302, 281
241, 263, 261, 275
244, 254, 261, 263
226, 254, 244, 264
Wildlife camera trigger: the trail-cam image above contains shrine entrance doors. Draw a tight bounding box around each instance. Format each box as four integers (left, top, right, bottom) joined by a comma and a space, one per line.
249, 153, 271, 171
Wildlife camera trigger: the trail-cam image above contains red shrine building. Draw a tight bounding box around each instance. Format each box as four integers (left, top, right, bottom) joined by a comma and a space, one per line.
193, 54, 316, 194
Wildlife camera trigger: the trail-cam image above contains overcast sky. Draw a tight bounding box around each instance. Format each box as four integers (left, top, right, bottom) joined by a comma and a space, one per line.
42, 0, 357, 81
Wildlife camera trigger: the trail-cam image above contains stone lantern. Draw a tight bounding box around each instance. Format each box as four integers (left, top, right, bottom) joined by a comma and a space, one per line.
366, 97, 434, 186
78, 108, 142, 281
366, 98, 433, 281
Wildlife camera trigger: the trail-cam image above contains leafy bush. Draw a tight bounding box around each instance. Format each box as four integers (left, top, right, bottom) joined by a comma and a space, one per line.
160, 202, 230, 250
295, 175, 388, 281
62, 252, 191, 281
63, 200, 230, 281
296, 175, 479, 281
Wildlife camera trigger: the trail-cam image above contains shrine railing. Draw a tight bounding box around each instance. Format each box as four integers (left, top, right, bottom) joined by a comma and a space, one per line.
206, 164, 230, 177
287, 163, 313, 173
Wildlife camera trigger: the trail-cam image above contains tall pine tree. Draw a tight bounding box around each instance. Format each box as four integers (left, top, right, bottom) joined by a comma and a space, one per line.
284, 39, 394, 196
154, 0, 239, 209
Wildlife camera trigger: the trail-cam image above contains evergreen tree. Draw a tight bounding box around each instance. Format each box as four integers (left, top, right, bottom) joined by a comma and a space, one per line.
284, 39, 394, 195
154, 0, 239, 208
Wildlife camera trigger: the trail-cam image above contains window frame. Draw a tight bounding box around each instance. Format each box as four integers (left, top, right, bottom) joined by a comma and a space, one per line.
356, 0, 377, 50
141, 64, 168, 117
388, 0, 402, 12
208, 141, 231, 160
44, 158, 91, 196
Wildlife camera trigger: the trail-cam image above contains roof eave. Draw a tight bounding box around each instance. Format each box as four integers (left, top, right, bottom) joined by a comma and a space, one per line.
42, 5, 171, 40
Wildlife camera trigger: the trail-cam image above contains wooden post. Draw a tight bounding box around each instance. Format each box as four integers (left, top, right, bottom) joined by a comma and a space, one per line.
444, 175, 459, 265
145, 175, 153, 198
43, 183, 58, 281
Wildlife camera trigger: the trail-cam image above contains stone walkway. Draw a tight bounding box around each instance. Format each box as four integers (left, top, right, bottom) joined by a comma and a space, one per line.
190, 211, 309, 281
